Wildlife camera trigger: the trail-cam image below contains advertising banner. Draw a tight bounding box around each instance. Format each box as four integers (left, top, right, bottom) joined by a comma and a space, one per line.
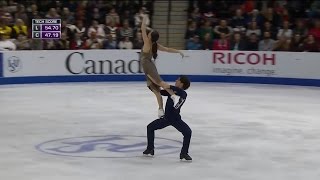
1, 50, 320, 80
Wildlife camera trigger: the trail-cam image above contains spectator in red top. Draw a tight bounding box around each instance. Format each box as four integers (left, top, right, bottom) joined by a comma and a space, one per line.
302, 34, 319, 52
308, 20, 320, 43
70, 32, 87, 50
213, 33, 230, 50
242, 0, 255, 14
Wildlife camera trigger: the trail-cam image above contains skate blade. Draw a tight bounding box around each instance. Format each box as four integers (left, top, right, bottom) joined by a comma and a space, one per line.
142, 154, 154, 158
180, 159, 192, 162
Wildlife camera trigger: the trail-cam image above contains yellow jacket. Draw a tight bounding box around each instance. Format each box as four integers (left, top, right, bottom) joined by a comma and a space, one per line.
13, 25, 28, 36
0, 26, 12, 39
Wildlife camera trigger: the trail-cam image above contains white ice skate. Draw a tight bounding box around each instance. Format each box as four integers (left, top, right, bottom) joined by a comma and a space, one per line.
158, 109, 164, 118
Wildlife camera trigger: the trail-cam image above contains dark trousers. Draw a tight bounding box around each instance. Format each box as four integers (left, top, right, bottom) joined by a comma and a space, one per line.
147, 117, 192, 154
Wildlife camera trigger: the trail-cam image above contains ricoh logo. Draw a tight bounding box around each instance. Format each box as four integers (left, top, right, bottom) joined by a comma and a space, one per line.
213, 52, 276, 65
7, 56, 22, 73
65, 52, 143, 75
35, 135, 181, 158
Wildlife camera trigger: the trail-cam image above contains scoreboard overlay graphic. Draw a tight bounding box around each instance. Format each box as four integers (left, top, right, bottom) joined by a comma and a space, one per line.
32, 19, 61, 39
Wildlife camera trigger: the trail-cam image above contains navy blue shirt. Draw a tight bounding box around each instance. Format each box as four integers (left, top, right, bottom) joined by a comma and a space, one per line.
160, 85, 187, 120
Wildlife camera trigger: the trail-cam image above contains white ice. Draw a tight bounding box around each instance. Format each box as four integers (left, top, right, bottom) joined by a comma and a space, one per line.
0, 82, 320, 180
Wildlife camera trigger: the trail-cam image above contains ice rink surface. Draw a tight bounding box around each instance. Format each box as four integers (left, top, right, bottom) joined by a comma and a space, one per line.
0, 82, 320, 180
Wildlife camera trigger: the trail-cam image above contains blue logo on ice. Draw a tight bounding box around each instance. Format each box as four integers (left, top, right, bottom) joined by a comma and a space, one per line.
35, 135, 182, 158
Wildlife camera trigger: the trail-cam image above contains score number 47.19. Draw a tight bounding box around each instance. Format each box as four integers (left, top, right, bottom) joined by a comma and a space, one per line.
42, 32, 60, 38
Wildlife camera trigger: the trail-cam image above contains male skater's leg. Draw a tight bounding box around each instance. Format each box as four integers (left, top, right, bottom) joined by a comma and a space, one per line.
144, 117, 170, 155
171, 119, 192, 160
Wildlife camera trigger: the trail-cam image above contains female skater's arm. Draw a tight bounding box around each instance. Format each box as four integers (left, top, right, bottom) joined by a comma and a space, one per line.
158, 43, 184, 58
141, 15, 149, 45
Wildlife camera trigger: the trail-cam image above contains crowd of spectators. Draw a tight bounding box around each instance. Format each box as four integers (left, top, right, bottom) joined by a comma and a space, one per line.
185, 0, 320, 52
0, 0, 154, 50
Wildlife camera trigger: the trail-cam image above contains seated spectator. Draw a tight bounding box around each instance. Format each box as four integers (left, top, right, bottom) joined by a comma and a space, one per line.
87, 20, 106, 40
105, 21, 118, 41
262, 8, 281, 28
213, 33, 230, 50
15, 4, 28, 25
246, 21, 261, 38
70, 32, 87, 50
273, 36, 290, 51
135, 7, 150, 27
289, 33, 303, 52
119, 20, 134, 41
121, 10, 135, 28
188, 7, 202, 26
203, 11, 217, 26
95, 7, 105, 23
14, 34, 31, 50
103, 34, 117, 49
45, 8, 60, 18
71, 20, 86, 37
230, 33, 246, 51
259, 31, 276, 51
261, 21, 277, 40
118, 0, 138, 15
61, 20, 74, 40
7, 0, 18, 14
214, 19, 233, 38
30, 39, 43, 50
246, 9, 263, 28
0, 31, 16, 51
201, 32, 213, 50
308, 20, 320, 42
133, 32, 144, 49
292, 19, 308, 38
215, 0, 231, 18
105, 7, 120, 26
277, 20, 293, 39
246, 33, 259, 51
199, 20, 214, 40
287, 0, 306, 19
43, 39, 58, 50
279, 8, 292, 23
231, 9, 246, 33
201, 0, 217, 14
302, 34, 319, 52
186, 35, 202, 50
86, 31, 103, 49
75, 1, 86, 23
61, 7, 75, 25
12, 19, 28, 39
27, 4, 41, 25
56, 33, 70, 50
242, 0, 255, 14
308, 1, 320, 19
118, 36, 133, 49
185, 21, 199, 40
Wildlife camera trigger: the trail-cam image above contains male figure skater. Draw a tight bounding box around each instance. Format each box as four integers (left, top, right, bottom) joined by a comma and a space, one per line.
143, 75, 192, 161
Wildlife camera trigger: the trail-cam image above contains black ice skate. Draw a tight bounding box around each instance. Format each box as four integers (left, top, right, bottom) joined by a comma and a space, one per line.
143, 148, 154, 156
180, 153, 192, 161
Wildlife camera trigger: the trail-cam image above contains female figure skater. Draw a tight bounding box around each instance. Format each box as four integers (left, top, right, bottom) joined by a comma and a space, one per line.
140, 15, 185, 118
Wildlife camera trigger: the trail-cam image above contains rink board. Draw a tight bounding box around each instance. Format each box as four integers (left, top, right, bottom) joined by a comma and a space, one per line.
0, 50, 320, 86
